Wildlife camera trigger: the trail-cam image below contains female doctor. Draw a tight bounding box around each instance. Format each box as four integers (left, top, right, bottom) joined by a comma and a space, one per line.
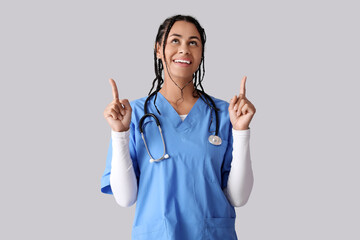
101, 15, 256, 240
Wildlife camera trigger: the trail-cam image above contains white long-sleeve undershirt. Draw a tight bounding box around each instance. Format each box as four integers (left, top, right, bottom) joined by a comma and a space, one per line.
223, 128, 253, 207
109, 129, 138, 207
109, 117, 253, 208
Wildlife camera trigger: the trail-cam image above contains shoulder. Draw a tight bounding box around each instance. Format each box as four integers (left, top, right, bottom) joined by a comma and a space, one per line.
130, 97, 147, 108
129, 96, 149, 125
203, 94, 230, 124
207, 95, 230, 112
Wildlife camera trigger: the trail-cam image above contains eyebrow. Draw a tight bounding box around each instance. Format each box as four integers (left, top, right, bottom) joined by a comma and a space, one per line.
169, 33, 200, 40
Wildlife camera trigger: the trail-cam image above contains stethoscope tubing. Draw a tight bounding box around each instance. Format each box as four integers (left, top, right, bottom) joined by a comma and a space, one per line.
139, 90, 221, 162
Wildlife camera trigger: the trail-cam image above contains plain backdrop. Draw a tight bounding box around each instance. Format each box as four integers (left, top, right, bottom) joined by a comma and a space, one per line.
1, 0, 359, 239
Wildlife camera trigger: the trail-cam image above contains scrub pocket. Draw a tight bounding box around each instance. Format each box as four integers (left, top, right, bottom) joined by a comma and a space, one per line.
205, 140, 228, 183
132, 218, 168, 240
205, 217, 237, 240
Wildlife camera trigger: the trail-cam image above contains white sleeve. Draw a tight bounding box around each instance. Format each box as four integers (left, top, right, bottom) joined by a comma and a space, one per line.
109, 129, 138, 207
223, 128, 254, 207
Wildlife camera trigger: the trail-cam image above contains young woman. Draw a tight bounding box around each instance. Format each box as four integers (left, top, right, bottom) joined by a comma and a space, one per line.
101, 15, 256, 240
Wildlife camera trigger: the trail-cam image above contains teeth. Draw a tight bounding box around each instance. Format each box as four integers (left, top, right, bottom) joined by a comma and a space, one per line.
174, 59, 190, 64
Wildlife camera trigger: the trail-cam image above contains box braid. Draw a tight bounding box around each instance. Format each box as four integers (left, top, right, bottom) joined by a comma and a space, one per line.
148, 15, 216, 113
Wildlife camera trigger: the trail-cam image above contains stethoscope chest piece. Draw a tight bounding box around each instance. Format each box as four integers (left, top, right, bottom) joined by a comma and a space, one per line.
149, 154, 169, 163
208, 135, 222, 146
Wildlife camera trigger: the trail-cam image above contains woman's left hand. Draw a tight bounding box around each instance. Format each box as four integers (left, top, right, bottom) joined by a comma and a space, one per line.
229, 76, 256, 130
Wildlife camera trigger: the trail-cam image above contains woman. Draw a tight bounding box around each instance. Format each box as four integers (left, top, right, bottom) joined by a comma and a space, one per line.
101, 15, 256, 240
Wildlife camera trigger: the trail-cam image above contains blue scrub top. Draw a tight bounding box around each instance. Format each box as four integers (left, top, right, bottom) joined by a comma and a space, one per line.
101, 92, 237, 240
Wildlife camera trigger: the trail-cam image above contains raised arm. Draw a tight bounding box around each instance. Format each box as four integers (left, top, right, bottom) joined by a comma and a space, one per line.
103, 78, 137, 207
225, 76, 256, 207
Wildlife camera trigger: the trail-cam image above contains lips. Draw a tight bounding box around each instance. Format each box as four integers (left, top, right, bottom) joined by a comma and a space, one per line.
173, 59, 192, 65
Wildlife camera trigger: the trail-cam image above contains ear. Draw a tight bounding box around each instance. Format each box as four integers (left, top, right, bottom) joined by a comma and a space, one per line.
155, 42, 162, 59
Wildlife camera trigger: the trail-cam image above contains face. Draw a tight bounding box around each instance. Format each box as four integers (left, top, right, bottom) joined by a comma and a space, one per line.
156, 21, 203, 83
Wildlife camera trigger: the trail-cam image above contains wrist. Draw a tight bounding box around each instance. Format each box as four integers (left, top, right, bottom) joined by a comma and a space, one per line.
233, 126, 249, 131
111, 126, 130, 132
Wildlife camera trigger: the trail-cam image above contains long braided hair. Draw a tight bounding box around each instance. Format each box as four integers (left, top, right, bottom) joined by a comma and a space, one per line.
148, 15, 214, 113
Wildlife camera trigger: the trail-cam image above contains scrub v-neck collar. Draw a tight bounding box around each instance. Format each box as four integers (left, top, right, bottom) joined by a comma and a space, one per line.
155, 91, 205, 131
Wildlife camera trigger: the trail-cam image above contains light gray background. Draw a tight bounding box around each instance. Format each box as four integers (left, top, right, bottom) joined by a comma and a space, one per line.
1, 0, 359, 239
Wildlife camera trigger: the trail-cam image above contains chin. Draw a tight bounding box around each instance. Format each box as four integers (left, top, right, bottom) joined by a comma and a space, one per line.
170, 70, 197, 79
171, 73, 194, 81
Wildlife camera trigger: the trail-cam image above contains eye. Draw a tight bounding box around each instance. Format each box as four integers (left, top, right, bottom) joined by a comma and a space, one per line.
189, 41, 198, 46
171, 38, 179, 44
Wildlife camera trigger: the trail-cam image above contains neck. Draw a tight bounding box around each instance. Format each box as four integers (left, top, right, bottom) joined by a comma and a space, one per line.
159, 76, 198, 104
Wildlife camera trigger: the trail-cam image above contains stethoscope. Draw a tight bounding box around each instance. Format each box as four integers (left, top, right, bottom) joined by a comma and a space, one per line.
139, 90, 222, 163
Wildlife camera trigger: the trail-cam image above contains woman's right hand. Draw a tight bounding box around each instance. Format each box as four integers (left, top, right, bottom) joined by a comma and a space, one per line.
103, 78, 132, 132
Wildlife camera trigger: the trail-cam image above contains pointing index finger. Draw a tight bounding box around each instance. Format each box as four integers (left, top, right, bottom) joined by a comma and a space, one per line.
109, 78, 119, 100
240, 76, 247, 96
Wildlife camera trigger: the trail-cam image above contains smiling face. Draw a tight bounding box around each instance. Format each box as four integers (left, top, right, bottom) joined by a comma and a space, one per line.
156, 21, 203, 84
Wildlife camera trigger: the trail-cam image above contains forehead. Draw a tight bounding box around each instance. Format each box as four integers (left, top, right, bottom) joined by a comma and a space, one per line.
168, 21, 201, 38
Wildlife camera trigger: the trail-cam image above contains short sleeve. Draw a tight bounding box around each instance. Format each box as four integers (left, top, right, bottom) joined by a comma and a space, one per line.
221, 125, 234, 190
100, 122, 139, 194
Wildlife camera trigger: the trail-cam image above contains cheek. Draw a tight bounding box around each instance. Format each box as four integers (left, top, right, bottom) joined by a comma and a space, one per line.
194, 55, 203, 68
164, 46, 176, 57
194, 49, 203, 62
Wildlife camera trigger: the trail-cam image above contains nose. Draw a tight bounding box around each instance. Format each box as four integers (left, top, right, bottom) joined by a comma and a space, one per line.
178, 43, 190, 54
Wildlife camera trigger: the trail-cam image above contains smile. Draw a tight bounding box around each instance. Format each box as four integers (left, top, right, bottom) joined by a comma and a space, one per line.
173, 59, 191, 64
